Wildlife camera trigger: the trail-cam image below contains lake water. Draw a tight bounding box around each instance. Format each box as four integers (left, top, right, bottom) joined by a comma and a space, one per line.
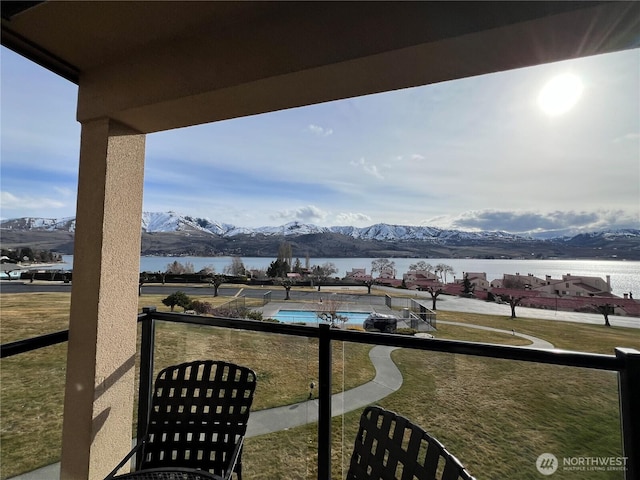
56, 255, 639, 297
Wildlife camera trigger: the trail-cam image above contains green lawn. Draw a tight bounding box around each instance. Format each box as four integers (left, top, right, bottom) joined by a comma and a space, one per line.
1, 292, 638, 479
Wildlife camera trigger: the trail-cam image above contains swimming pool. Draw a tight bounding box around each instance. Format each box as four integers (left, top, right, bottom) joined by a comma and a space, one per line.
273, 309, 372, 325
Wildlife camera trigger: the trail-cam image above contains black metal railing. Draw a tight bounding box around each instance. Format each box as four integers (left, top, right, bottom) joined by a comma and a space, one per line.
0, 329, 69, 358
2, 309, 639, 479
214, 295, 246, 312
135, 308, 640, 480
262, 290, 271, 306
409, 298, 436, 328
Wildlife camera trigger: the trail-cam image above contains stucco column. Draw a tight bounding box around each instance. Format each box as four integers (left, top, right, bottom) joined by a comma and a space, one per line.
60, 118, 145, 480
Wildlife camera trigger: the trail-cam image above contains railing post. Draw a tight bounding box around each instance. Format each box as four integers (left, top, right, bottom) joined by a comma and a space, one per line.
616, 347, 640, 480
136, 307, 156, 467
318, 324, 332, 480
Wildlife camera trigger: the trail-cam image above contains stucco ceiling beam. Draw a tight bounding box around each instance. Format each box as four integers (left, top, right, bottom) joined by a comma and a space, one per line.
76, 2, 639, 134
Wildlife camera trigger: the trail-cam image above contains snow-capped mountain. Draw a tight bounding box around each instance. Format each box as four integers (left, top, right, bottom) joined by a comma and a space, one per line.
141, 211, 237, 235
0, 216, 77, 232
3, 213, 638, 259
330, 223, 521, 242
2, 213, 638, 243
137, 214, 527, 242
254, 221, 330, 236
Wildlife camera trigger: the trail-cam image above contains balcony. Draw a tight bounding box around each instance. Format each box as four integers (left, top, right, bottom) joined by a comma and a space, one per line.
2, 2, 639, 479
2, 303, 638, 479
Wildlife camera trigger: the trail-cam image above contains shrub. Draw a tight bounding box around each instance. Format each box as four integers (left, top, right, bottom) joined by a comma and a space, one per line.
396, 328, 418, 336
246, 311, 264, 321
161, 291, 192, 311
346, 326, 365, 332
191, 300, 214, 315
211, 305, 249, 318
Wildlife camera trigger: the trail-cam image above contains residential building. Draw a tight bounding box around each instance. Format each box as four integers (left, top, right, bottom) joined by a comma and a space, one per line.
345, 268, 372, 281
458, 272, 492, 292
536, 273, 613, 297
402, 270, 440, 290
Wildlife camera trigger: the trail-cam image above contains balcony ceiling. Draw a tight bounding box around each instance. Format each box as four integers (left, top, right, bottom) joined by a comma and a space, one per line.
2, 1, 639, 133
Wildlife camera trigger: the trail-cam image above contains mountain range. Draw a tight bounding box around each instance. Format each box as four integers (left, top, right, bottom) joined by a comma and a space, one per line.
1, 212, 639, 260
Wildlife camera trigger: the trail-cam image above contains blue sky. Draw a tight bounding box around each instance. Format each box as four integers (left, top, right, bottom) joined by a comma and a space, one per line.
1, 46, 638, 235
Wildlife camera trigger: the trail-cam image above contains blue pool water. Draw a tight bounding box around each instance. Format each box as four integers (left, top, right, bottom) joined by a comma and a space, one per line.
273, 310, 371, 324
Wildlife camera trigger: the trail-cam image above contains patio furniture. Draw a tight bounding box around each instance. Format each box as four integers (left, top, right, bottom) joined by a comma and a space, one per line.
106, 360, 257, 480
347, 406, 475, 480
104, 466, 223, 479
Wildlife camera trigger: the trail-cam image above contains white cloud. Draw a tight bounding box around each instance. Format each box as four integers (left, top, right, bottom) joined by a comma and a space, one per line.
307, 124, 333, 137
334, 212, 372, 225
53, 186, 75, 197
0, 191, 66, 212
422, 215, 453, 228
350, 157, 384, 179
389, 153, 425, 163
271, 205, 329, 224
613, 132, 640, 144
427, 209, 639, 236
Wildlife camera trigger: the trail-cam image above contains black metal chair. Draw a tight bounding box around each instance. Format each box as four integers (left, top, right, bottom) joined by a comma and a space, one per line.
106, 360, 257, 480
347, 406, 476, 480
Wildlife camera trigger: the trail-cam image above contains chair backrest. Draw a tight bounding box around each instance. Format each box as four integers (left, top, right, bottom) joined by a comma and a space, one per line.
140, 360, 257, 476
347, 406, 475, 480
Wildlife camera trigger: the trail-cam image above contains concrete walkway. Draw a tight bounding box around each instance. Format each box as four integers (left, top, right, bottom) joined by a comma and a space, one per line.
246, 344, 402, 437
436, 320, 555, 349
246, 318, 554, 439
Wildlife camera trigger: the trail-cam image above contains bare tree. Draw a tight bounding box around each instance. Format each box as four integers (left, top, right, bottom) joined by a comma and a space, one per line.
278, 241, 293, 267
594, 303, 616, 327
409, 261, 433, 272
318, 262, 338, 279
224, 256, 246, 276
426, 285, 443, 310
435, 263, 455, 283
198, 265, 216, 276
313, 262, 338, 291
208, 274, 226, 297
316, 297, 347, 327
364, 278, 376, 294
279, 279, 293, 300
371, 258, 396, 278
165, 260, 195, 274
500, 294, 527, 319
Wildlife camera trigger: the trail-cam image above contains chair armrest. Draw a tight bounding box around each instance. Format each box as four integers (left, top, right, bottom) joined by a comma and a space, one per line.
104, 436, 149, 480
221, 436, 244, 480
